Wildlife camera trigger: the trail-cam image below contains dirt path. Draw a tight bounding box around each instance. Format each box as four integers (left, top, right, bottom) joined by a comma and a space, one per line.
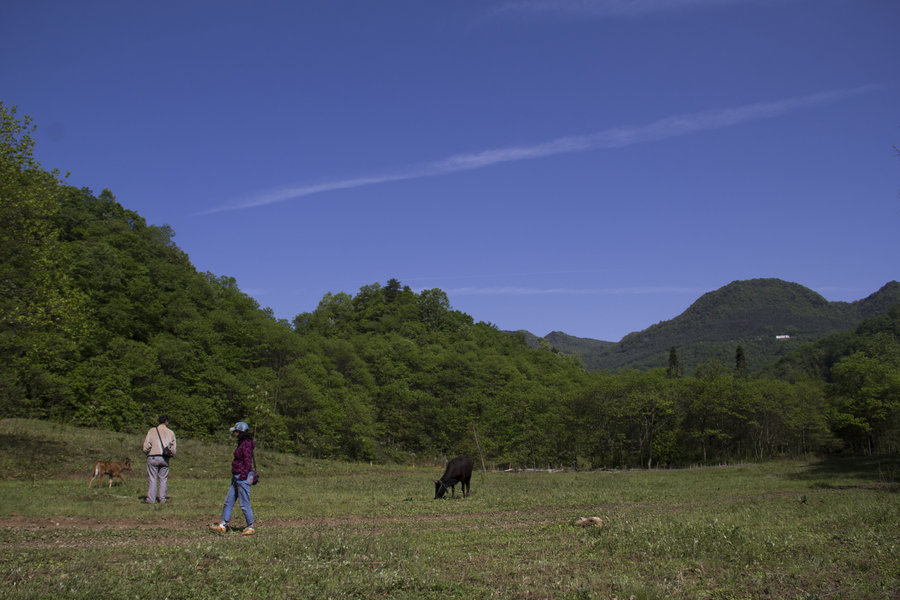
4, 484, 885, 551
0, 509, 557, 551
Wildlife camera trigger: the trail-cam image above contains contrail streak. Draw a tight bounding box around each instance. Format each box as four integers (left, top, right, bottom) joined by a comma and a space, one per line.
209, 85, 878, 213
446, 286, 701, 296
483, 0, 776, 21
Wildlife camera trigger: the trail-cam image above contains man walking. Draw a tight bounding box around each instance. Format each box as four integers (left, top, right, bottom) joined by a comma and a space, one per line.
142, 415, 176, 503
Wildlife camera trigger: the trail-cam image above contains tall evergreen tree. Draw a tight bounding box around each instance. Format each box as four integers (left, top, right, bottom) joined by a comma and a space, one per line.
734, 345, 749, 379
666, 346, 682, 378
384, 278, 402, 302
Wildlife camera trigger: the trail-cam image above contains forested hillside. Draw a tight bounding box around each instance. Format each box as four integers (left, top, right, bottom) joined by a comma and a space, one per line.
764, 302, 900, 382
531, 279, 900, 374
2, 102, 898, 466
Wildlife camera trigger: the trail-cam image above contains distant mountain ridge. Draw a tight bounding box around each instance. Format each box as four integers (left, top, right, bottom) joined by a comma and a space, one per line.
515, 279, 900, 373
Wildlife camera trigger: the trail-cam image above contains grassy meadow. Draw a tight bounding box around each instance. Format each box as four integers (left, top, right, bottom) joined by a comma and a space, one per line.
0, 419, 897, 599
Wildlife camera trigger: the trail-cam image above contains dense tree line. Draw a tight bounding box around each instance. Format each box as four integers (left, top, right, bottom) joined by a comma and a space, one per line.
2, 103, 898, 466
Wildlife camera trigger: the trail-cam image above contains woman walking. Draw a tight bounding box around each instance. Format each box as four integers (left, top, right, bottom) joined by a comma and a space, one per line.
210, 421, 257, 535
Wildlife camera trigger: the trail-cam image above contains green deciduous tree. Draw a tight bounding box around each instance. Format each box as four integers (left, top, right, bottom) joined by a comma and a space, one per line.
830, 350, 900, 454
0, 103, 89, 417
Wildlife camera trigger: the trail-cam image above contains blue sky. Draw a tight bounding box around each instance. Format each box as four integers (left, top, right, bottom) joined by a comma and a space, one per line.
2, 0, 897, 341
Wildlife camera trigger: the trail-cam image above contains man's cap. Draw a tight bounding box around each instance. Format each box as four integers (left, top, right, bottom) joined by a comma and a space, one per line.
230, 421, 249, 432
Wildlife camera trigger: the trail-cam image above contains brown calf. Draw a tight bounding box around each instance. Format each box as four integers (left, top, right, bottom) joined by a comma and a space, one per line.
88, 458, 132, 488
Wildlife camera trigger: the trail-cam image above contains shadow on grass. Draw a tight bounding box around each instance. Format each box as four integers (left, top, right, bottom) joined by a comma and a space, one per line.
0, 432, 74, 476
0, 431, 134, 479
791, 455, 900, 490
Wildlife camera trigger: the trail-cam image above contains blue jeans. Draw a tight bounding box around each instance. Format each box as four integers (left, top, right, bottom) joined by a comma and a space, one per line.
221, 473, 254, 526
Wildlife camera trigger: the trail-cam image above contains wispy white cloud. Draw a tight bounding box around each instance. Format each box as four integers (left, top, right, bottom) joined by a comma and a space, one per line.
208, 85, 879, 214
446, 286, 701, 296
481, 0, 780, 21
401, 268, 615, 284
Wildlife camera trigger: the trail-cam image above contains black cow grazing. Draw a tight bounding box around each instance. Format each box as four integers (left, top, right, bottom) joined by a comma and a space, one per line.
434, 456, 474, 499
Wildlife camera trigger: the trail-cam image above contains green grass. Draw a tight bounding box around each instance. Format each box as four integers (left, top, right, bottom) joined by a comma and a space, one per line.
0, 419, 897, 599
